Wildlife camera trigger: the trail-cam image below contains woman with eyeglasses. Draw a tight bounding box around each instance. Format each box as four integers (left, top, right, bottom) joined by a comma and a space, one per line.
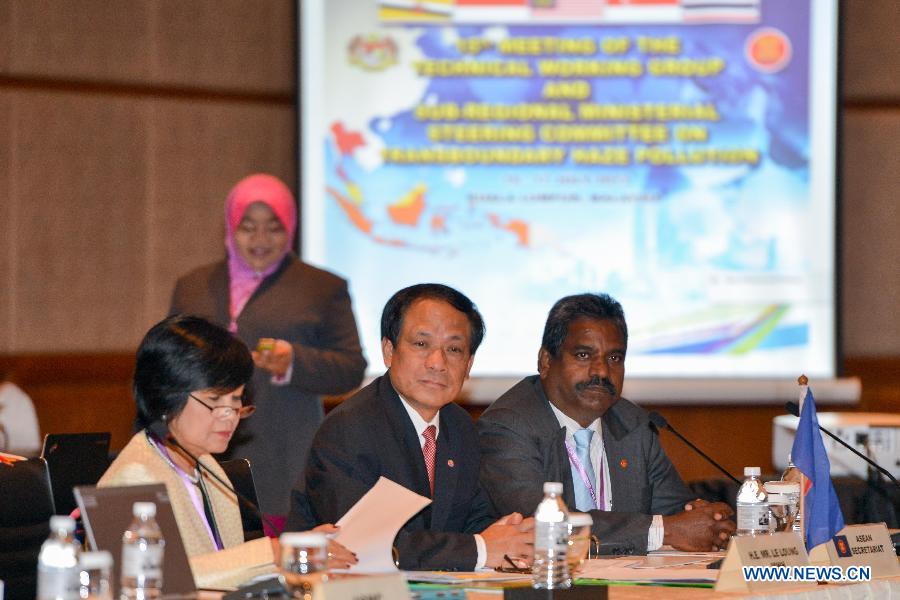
99, 315, 356, 589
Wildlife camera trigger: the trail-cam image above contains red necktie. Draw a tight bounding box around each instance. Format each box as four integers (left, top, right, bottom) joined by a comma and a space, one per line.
422, 425, 437, 496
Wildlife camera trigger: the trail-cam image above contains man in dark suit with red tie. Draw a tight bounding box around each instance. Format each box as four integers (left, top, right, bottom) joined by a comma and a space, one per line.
286, 284, 533, 570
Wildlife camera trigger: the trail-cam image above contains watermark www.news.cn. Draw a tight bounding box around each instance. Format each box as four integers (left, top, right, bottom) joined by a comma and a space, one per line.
743, 565, 872, 582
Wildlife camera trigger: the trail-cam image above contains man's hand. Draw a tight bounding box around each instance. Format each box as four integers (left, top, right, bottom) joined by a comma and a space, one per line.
252, 338, 293, 376
481, 513, 535, 569
663, 501, 735, 551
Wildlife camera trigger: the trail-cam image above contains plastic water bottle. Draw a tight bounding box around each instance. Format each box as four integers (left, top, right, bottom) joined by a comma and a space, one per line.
532, 482, 571, 589
120, 502, 165, 599
781, 455, 803, 533
37, 515, 81, 600
736, 467, 769, 536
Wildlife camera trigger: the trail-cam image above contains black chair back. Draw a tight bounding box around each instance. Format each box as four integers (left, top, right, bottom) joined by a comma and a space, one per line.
0, 457, 55, 600
41, 432, 111, 515
219, 457, 265, 540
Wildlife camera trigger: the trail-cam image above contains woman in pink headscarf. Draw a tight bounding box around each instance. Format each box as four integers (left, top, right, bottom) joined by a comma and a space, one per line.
169, 173, 366, 532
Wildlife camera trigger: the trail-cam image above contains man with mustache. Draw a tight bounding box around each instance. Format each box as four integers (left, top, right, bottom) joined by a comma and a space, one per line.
478, 293, 735, 554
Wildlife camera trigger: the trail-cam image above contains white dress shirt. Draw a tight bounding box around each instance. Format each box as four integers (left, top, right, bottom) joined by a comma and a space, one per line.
548, 402, 664, 551
398, 396, 488, 568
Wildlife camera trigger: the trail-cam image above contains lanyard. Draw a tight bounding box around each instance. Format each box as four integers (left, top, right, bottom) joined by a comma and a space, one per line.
564, 439, 605, 510
149, 435, 222, 550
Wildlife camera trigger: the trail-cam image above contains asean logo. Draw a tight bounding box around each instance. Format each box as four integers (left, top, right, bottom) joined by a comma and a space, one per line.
833, 535, 852, 558
348, 34, 398, 72
745, 27, 792, 73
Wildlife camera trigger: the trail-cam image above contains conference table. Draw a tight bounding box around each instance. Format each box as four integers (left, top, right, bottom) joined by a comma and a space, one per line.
484, 578, 900, 598
191, 568, 900, 599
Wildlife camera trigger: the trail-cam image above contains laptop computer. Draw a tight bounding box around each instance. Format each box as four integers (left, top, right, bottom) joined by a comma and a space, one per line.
74, 483, 197, 597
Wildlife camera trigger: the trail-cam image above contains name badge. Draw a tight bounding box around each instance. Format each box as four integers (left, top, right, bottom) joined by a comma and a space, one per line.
810, 523, 899, 579
715, 532, 809, 593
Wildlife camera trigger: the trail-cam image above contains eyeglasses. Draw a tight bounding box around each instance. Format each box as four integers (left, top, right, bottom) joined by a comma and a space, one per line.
189, 394, 256, 420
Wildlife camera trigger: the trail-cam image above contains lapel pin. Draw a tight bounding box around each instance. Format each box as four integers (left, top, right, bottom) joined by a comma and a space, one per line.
619, 459, 628, 469
447, 459, 455, 468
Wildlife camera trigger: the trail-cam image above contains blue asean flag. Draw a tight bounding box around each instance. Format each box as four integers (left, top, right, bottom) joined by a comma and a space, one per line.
791, 387, 845, 550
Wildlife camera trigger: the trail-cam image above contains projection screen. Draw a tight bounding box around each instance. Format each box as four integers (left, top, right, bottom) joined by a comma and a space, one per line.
299, 0, 856, 403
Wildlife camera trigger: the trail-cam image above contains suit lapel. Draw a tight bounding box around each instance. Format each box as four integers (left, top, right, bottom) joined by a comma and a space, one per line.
430, 414, 459, 531
526, 378, 579, 509
210, 262, 231, 325
602, 402, 638, 511
243, 254, 292, 312
378, 375, 432, 501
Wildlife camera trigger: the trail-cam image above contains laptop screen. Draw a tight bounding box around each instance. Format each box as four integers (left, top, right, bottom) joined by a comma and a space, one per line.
75, 483, 196, 597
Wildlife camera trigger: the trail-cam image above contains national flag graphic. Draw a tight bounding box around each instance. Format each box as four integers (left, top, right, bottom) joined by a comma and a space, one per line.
682, 0, 760, 24
455, 0, 531, 22
379, 0, 454, 22
531, 1, 607, 21
791, 387, 846, 551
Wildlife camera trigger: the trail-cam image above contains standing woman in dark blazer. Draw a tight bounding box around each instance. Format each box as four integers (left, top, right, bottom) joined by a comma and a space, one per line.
169, 173, 367, 532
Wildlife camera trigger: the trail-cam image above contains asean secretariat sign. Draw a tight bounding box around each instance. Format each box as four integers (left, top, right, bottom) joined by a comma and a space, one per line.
810, 523, 899, 580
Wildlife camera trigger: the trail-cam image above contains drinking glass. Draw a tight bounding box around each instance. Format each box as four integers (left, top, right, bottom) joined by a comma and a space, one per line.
566, 512, 593, 575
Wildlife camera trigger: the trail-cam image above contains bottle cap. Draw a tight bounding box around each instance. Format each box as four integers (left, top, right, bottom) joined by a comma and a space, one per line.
568, 512, 593, 527
132, 502, 157, 518
744, 466, 761, 477
49, 515, 76, 532
79, 550, 113, 570
280, 532, 328, 548
764, 481, 799, 494
543, 482, 563, 494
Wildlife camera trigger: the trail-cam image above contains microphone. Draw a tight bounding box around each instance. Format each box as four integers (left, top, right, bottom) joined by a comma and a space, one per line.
648, 411, 742, 485
784, 401, 899, 488
146, 420, 279, 533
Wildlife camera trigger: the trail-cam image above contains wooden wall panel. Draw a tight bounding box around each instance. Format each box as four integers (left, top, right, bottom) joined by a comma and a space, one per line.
0, 2, 11, 69
9, 91, 151, 351
144, 100, 296, 327
4, 1, 156, 83
0, 93, 11, 354
153, 1, 295, 94
840, 110, 900, 357
1, 1, 294, 94
0, 353, 136, 452
842, 0, 900, 100
845, 357, 900, 413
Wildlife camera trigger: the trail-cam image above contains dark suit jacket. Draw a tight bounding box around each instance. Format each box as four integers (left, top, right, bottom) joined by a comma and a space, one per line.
170, 254, 366, 515
477, 375, 693, 555
286, 374, 497, 570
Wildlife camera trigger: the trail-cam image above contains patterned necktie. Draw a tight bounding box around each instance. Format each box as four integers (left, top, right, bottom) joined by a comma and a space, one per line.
422, 425, 437, 496
573, 428, 597, 511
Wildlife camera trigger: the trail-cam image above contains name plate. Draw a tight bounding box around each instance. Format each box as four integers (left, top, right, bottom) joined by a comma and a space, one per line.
314, 573, 411, 600
810, 523, 900, 579
715, 531, 809, 593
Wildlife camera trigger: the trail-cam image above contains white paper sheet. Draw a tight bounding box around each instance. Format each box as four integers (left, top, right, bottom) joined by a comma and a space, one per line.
578, 556, 718, 582
334, 476, 431, 573
404, 570, 532, 584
